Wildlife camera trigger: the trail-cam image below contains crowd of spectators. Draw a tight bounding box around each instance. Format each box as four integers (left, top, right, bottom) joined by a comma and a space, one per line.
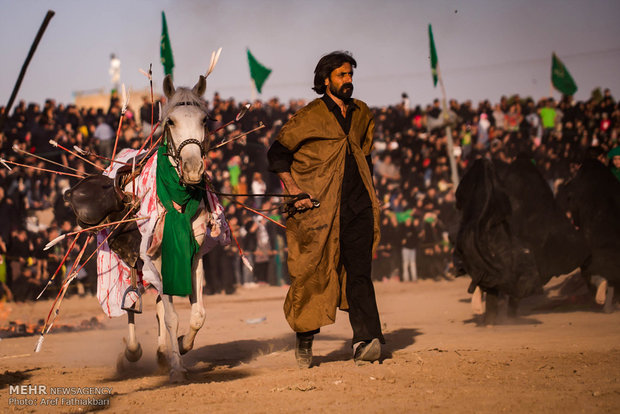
0, 86, 618, 302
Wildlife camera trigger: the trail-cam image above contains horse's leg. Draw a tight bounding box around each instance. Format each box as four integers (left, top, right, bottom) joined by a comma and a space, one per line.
507, 296, 519, 318
471, 286, 483, 315
161, 294, 186, 382
178, 205, 208, 354
179, 256, 206, 355
484, 289, 499, 325
591, 275, 608, 305
124, 311, 143, 361
155, 295, 169, 370
116, 309, 142, 374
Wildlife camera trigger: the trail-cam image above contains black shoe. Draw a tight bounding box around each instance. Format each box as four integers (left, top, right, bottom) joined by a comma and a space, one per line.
353, 338, 381, 365
295, 335, 313, 368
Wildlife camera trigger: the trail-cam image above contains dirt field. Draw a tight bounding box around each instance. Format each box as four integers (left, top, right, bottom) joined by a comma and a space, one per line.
1, 274, 619, 413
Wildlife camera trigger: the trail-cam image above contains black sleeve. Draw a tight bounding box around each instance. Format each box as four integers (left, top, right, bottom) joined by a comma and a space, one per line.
366, 154, 374, 176
268, 140, 295, 173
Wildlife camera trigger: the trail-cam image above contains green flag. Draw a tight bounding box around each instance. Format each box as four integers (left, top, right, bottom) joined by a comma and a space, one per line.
551, 52, 577, 96
428, 24, 438, 87
247, 49, 272, 94
160, 11, 174, 78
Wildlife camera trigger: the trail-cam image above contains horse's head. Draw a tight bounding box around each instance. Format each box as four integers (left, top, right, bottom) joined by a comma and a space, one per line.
161, 75, 208, 185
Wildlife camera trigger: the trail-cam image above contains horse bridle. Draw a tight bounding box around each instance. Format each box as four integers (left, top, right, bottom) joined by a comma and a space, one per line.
163, 101, 210, 181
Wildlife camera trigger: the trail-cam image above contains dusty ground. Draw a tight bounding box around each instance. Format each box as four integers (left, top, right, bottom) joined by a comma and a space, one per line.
0, 274, 619, 413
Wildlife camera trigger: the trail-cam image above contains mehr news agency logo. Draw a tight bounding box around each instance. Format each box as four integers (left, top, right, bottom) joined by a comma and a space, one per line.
8, 384, 112, 407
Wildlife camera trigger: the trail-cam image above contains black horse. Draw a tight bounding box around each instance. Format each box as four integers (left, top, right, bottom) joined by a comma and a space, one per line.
556, 159, 620, 312
454, 156, 588, 323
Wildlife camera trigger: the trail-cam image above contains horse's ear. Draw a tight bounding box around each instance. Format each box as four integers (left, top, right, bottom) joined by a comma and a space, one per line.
192, 75, 206, 97
163, 75, 175, 98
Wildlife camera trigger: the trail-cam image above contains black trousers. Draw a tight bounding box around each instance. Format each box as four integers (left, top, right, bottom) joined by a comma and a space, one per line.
340, 204, 385, 345
299, 204, 385, 345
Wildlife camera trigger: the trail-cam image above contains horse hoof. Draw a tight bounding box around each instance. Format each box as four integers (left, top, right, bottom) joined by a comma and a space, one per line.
177, 335, 193, 355
156, 347, 170, 372
124, 343, 143, 362
169, 369, 188, 383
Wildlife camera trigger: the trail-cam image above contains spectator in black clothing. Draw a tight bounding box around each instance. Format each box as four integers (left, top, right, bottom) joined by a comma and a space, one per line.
12, 267, 41, 302
6, 228, 32, 299
204, 244, 236, 295
241, 216, 258, 286
44, 226, 64, 298
140, 95, 153, 137
251, 216, 273, 285
373, 212, 399, 281
0, 187, 18, 242
417, 213, 445, 280
400, 216, 421, 282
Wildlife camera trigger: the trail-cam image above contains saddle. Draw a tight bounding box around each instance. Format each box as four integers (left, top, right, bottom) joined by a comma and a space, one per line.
64, 174, 125, 228
64, 163, 147, 270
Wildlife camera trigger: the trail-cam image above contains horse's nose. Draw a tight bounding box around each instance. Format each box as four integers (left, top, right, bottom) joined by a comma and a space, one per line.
183, 158, 203, 172
182, 159, 204, 183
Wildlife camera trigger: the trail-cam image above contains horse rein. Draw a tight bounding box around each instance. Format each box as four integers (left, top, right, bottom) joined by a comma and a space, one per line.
207, 190, 320, 217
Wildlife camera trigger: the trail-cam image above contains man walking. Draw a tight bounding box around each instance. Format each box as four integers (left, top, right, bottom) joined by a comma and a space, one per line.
268, 51, 384, 368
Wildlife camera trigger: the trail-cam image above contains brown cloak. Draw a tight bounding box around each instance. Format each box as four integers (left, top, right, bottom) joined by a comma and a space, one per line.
277, 98, 381, 332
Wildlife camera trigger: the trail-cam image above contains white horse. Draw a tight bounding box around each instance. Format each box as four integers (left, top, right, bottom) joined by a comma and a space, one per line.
111, 73, 229, 382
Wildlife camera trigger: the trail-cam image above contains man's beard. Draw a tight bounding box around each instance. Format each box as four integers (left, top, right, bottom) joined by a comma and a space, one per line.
330, 82, 354, 100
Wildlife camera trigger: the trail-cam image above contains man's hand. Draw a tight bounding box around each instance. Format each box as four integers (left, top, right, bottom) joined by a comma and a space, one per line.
278, 172, 314, 211
290, 187, 314, 211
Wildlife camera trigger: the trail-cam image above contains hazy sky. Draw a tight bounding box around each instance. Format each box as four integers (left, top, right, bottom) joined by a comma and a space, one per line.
1, 0, 619, 109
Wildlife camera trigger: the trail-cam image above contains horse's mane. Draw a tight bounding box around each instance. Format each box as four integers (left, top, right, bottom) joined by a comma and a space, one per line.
161, 87, 208, 121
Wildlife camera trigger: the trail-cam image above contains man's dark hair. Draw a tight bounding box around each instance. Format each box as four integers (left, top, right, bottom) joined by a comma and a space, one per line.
312, 51, 357, 95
